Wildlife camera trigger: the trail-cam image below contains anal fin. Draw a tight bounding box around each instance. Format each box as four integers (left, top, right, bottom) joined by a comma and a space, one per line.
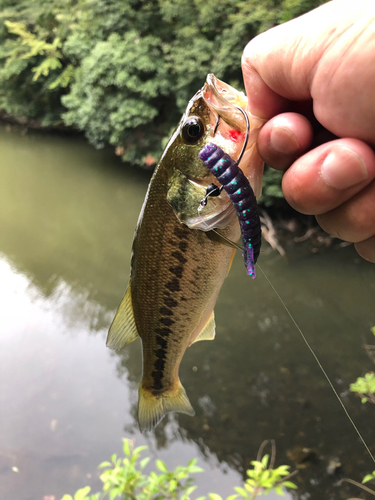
106, 279, 139, 350
192, 311, 215, 344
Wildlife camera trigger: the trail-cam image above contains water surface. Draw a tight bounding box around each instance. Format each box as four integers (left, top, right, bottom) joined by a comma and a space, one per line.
1, 125, 374, 500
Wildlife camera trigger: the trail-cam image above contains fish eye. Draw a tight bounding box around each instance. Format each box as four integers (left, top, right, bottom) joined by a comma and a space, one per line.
181, 116, 204, 144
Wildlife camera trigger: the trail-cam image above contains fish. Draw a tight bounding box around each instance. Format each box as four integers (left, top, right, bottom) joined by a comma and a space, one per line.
106, 74, 266, 432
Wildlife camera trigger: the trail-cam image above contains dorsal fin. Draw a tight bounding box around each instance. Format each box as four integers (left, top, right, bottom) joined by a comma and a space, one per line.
106, 280, 139, 350
192, 311, 215, 344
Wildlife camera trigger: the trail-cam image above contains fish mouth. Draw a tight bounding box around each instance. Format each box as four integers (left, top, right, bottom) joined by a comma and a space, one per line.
202, 73, 266, 200
182, 74, 256, 233
203, 74, 248, 132
177, 74, 266, 233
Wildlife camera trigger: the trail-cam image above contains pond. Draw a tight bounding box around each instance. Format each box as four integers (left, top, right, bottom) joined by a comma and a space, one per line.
1, 125, 375, 500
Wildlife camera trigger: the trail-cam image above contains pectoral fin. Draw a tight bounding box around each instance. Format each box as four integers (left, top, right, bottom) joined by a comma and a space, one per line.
192, 311, 215, 344
106, 280, 139, 350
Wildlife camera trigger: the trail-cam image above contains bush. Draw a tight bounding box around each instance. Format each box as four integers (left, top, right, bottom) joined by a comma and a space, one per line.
61, 439, 297, 500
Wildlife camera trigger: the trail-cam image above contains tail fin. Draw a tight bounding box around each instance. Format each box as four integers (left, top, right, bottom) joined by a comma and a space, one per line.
138, 380, 195, 432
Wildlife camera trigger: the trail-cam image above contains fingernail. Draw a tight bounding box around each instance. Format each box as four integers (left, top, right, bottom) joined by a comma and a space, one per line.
321, 147, 368, 189
270, 126, 300, 155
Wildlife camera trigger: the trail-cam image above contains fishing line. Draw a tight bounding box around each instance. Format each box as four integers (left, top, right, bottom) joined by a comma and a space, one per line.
200, 93, 374, 462
256, 263, 375, 465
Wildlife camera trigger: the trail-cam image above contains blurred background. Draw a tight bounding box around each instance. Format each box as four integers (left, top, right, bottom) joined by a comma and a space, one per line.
1, 1, 375, 500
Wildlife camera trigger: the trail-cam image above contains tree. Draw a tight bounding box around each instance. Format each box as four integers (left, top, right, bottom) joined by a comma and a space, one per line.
0, 0, 327, 169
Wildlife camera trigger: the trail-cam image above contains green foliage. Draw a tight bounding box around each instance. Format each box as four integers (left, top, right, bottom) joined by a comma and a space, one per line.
363, 470, 375, 484
61, 439, 297, 500
350, 372, 375, 404
0, 0, 74, 125
281, 0, 328, 22
259, 166, 284, 207
350, 327, 375, 404
228, 454, 297, 499
61, 438, 204, 500
61, 486, 96, 500
0, 0, 328, 169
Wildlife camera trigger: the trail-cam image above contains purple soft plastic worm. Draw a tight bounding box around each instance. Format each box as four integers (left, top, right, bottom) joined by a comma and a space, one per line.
199, 142, 261, 278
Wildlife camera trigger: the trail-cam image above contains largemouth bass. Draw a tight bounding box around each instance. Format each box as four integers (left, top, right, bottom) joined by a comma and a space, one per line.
107, 74, 265, 432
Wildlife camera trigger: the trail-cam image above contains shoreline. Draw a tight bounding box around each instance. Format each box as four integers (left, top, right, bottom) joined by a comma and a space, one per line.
0, 112, 77, 134
259, 206, 349, 261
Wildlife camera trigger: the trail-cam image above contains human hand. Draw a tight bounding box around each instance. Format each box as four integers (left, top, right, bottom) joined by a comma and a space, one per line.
242, 0, 375, 262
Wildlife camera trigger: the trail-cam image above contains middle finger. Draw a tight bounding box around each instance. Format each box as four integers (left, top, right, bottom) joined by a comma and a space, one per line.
281, 138, 375, 215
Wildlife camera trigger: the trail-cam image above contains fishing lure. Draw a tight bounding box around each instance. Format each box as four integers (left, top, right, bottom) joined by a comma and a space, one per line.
198, 123, 261, 278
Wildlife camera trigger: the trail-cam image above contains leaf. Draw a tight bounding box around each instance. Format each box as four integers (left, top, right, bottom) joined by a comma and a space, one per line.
123, 439, 131, 456
98, 461, 112, 468
134, 446, 148, 455
208, 494, 223, 500
250, 460, 261, 468
140, 457, 151, 470
274, 465, 290, 474
109, 487, 122, 500
226, 495, 238, 500
189, 465, 204, 473
185, 486, 198, 496
244, 483, 253, 493
234, 487, 247, 497
74, 486, 91, 500
273, 485, 284, 496
362, 473, 375, 483
156, 460, 168, 472
283, 481, 298, 489
61, 496, 73, 500
261, 454, 269, 469
245, 479, 256, 486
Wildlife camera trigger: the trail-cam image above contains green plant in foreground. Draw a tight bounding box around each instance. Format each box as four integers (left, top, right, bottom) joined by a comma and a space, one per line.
350, 372, 375, 404
227, 454, 297, 499
61, 438, 203, 500
363, 470, 375, 485
350, 327, 375, 404
341, 327, 375, 496
61, 439, 297, 500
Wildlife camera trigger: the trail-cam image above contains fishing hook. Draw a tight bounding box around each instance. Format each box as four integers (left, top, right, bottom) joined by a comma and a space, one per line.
198, 105, 250, 210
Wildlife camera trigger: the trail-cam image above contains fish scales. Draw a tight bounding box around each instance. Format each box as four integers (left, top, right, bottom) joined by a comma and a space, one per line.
131, 166, 237, 396
107, 74, 266, 432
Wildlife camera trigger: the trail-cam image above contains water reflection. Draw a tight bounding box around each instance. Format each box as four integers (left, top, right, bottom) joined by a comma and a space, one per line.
0, 256, 245, 500
1, 125, 374, 500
